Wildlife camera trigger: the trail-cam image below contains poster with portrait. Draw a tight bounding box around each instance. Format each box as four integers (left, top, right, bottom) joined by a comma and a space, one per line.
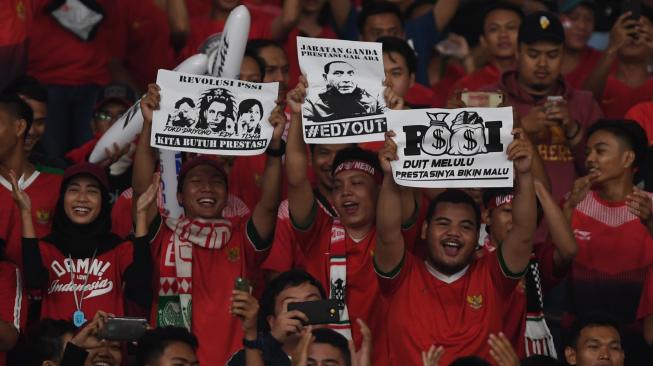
388, 107, 514, 188
298, 36, 387, 144
151, 69, 279, 155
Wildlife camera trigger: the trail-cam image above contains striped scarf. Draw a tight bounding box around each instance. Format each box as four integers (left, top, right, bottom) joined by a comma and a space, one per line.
328, 218, 352, 339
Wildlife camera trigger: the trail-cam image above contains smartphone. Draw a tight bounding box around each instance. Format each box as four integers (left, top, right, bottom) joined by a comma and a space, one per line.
234, 277, 251, 293
96, 317, 148, 341
622, 0, 642, 21
435, 39, 462, 57
546, 95, 563, 104
287, 299, 340, 325
461, 92, 503, 108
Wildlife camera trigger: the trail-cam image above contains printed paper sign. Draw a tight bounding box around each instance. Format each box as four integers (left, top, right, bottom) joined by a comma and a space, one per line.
151, 69, 279, 155
298, 36, 387, 143
388, 107, 514, 188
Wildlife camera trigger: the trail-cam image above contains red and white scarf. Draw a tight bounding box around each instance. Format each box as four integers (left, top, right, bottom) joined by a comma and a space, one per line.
328, 218, 352, 339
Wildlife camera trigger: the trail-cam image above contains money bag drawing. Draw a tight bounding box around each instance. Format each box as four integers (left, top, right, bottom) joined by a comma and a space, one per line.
449, 111, 488, 155
421, 112, 451, 156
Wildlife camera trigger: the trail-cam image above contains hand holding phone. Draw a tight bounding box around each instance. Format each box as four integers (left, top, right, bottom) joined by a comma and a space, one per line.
234, 277, 252, 293
96, 317, 148, 341
287, 299, 340, 325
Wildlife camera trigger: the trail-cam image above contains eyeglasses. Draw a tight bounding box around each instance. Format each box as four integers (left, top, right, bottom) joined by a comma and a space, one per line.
94, 111, 121, 122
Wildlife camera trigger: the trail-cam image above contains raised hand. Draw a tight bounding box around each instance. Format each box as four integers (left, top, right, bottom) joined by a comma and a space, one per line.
421, 345, 444, 366
383, 86, 405, 110
70, 310, 111, 349
565, 171, 601, 209
230, 289, 260, 338
290, 326, 314, 366
626, 187, 652, 226
378, 131, 398, 175
488, 333, 519, 366
99, 142, 131, 168
9, 170, 31, 213
287, 76, 308, 114
270, 299, 308, 343
349, 319, 372, 366
507, 128, 533, 175
268, 105, 287, 145
136, 172, 160, 215
141, 84, 161, 124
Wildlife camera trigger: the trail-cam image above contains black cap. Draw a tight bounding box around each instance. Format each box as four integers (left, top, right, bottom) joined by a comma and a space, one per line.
95, 83, 137, 111
518, 11, 565, 45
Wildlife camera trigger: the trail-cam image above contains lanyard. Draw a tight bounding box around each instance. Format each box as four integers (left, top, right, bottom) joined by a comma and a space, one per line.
69, 249, 97, 326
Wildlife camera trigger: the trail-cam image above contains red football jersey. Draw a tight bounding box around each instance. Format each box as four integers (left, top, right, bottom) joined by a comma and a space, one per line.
379, 250, 520, 365
569, 190, 653, 325
37, 240, 133, 320
0, 171, 62, 269
0, 261, 26, 366
601, 75, 653, 119
293, 207, 418, 366
450, 63, 502, 95
564, 47, 604, 89
625, 101, 653, 144
149, 215, 269, 366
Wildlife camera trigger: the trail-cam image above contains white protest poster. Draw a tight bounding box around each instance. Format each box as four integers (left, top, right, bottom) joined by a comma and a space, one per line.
388, 107, 514, 188
298, 36, 387, 144
151, 69, 279, 155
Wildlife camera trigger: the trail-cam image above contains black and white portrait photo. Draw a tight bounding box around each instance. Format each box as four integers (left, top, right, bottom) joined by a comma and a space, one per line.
195, 87, 237, 134
237, 98, 263, 137
167, 97, 197, 127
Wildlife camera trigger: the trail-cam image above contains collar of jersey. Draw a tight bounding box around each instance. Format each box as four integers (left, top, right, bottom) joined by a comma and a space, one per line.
0, 170, 40, 191
424, 260, 469, 284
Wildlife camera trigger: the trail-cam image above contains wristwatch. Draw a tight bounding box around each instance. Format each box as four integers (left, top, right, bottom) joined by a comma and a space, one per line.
242, 337, 264, 350
266, 139, 286, 157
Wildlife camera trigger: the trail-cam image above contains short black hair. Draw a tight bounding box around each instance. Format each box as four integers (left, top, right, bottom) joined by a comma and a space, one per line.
379, 36, 417, 75
136, 326, 198, 365
247, 39, 285, 59
174, 97, 195, 109
450, 356, 491, 366
0, 92, 34, 139
258, 270, 326, 333
311, 328, 351, 366
357, 1, 404, 36
244, 49, 266, 81
426, 189, 482, 231
6, 75, 48, 103
27, 319, 76, 366
331, 146, 382, 178
520, 355, 563, 366
586, 119, 648, 174
566, 313, 622, 349
481, 1, 524, 33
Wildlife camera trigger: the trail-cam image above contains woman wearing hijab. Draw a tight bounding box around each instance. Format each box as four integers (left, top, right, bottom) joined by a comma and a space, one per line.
11, 162, 159, 327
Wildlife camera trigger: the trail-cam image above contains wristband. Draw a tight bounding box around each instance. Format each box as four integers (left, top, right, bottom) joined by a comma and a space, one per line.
243, 337, 263, 350
266, 139, 286, 157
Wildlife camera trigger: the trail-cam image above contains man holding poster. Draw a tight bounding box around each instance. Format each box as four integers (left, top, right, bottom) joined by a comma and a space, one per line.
374, 128, 537, 365
298, 37, 388, 143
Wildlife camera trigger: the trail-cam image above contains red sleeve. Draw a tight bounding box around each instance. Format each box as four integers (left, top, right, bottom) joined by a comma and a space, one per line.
111, 190, 134, 239
0, 262, 26, 332
261, 202, 298, 273
291, 201, 331, 256
489, 248, 522, 299
533, 241, 567, 292
638, 265, 653, 320
376, 250, 414, 297
241, 215, 273, 273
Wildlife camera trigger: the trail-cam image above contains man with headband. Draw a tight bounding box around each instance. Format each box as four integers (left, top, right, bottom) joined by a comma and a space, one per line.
481, 185, 576, 359
285, 78, 418, 366
375, 128, 538, 364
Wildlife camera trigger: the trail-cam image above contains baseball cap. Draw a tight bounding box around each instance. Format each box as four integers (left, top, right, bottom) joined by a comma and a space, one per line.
95, 83, 137, 111
177, 155, 228, 192
63, 163, 110, 192
559, 0, 596, 14
518, 11, 565, 45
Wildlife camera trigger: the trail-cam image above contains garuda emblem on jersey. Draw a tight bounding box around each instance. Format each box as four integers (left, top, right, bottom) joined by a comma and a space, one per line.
36, 209, 51, 225
467, 294, 483, 310
227, 247, 240, 262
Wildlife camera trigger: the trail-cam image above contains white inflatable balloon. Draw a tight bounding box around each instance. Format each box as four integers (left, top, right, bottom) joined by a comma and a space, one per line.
159, 5, 251, 218
88, 53, 209, 164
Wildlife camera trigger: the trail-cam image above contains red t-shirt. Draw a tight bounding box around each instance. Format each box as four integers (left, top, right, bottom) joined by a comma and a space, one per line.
0, 0, 32, 90
450, 63, 502, 95
37, 240, 133, 320
601, 75, 653, 119
178, 6, 275, 61
564, 47, 603, 89
0, 172, 62, 269
405, 82, 437, 108
149, 215, 268, 366
431, 63, 467, 107
112, 0, 177, 91
0, 261, 27, 366
378, 250, 520, 365
293, 206, 418, 366
625, 101, 653, 144
569, 190, 653, 325
27, 0, 119, 85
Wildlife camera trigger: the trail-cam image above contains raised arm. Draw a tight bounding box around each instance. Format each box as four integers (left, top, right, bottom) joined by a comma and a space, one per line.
433, 0, 460, 33
375, 132, 405, 273
534, 179, 577, 276
132, 84, 161, 228
251, 107, 285, 241
269, 0, 301, 41
286, 77, 317, 228
167, 0, 190, 53
328, 0, 352, 32
501, 129, 537, 274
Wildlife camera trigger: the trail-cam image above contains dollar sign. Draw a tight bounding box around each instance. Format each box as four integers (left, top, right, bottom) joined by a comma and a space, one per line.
464, 130, 477, 151
433, 129, 446, 150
